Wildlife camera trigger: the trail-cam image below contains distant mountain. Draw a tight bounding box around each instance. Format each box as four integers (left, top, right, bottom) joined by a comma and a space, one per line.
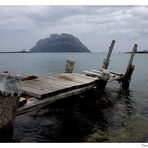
30, 33, 91, 52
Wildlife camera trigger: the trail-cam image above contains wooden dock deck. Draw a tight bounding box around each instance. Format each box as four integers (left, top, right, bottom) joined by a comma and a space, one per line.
21, 73, 98, 99
17, 73, 99, 115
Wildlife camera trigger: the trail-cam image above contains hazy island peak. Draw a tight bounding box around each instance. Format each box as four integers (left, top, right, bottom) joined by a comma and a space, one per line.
30, 33, 91, 53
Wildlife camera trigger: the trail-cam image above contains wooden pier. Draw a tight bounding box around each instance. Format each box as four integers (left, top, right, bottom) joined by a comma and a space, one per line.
17, 41, 137, 115
0, 40, 138, 141
83, 41, 138, 89
17, 73, 99, 115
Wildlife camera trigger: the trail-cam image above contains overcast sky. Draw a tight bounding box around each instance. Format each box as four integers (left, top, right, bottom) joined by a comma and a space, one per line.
0, 5, 148, 52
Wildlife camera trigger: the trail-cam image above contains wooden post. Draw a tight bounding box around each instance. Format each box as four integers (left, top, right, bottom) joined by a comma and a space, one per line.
102, 40, 115, 69
0, 73, 21, 141
125, 44, 137, 73
65, 59, 75, 73
96, 69, 110, 92
122, 44, 137, 89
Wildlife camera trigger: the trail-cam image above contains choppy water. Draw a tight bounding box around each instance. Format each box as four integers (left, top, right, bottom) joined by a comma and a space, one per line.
0, 53, 147, 142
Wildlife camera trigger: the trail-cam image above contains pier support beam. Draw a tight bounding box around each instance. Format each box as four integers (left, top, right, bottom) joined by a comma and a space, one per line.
65, 59, 75, 73
102, 40, 115, 69
96, 69, 110, 92
0, 73, 21, 142
121, 44, 137, 89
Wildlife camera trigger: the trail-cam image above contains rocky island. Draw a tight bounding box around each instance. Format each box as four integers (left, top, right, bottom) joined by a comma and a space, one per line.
30, 33, 91, 52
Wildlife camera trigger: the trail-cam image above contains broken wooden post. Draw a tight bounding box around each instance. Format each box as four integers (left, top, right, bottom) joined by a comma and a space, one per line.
0, 73, 21, 141
65, 59, 75, 73
96, 69, 110, 92
102, 40, 115, 69
121, 44, 137, 89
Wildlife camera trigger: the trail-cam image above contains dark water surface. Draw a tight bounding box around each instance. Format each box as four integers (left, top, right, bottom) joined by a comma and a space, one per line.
0, 53, 147, 142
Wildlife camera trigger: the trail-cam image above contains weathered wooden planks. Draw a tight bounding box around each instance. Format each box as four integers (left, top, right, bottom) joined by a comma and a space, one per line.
83, 69, 122, 83
17, 83, 96, 115
100, 68, 123, 76
21, 73, 98, 99
43, 73, 97, 84
83, 70, 101, 77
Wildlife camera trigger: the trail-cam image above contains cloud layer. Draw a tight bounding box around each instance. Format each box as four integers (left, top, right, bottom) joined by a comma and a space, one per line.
0, 6, 148, 52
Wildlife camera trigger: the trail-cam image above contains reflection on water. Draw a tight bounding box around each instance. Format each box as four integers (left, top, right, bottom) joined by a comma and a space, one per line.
13, 84, 148, 142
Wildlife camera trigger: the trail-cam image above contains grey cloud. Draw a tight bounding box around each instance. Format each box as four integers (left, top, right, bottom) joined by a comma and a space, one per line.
0, 5, 148, 51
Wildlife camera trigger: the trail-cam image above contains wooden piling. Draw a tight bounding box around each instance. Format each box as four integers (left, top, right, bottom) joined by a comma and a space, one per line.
65, 59, 75, 73
102, 40, 115, 69
0, 73, 21, 141
96, 69, 110, 92
122, 44, 137, 89
125, 44, 137, 73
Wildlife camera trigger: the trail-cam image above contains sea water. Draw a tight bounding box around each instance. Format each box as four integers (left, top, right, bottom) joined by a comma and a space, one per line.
0, 52, 147, 142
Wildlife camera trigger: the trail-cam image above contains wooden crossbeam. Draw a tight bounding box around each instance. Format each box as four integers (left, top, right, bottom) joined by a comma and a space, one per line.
83, 70, 101, 77
100, 68, 123, 76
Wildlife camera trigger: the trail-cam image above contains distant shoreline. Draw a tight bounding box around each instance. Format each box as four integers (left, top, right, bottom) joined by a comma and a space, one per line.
0, 51, 30, 53
0, 51, 90, 53
0, 51, 147, 54
126, 51, 148, 54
